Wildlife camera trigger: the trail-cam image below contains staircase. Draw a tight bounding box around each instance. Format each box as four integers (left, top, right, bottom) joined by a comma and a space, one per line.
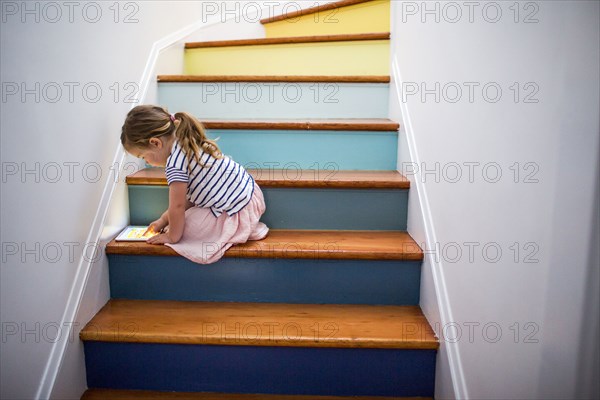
80, 1, 438, 398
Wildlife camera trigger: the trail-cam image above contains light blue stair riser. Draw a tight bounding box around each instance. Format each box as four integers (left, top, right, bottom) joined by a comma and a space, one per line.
208, 129, 397, 170
128, 186, 408, 231
108, 255, 422, 305
158, 82, 389, 119
149, 130, 397, 170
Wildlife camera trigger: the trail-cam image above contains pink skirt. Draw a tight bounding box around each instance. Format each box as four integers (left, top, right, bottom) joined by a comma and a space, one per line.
166, 184, 269, 264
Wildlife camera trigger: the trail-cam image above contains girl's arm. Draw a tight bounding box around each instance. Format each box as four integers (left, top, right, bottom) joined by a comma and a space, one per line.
148, 199, 194, 232
146, 196, 194, 238
147, 182, 188, 244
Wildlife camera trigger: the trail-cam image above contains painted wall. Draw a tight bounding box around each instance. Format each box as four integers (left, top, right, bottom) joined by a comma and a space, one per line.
0, 1, 339, 398
0, 2, 205, 399
390, 1, 599, 399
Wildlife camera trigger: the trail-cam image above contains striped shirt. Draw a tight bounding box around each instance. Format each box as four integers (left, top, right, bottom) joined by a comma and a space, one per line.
165, 141, 254, 217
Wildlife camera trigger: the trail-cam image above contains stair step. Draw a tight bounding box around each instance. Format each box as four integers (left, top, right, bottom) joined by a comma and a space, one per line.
126, 168, 409, 189
83, 340, 435, 395
183, 34, 389, 76
158, 75, 390, 83
130, 182, 407, 230
81, 301, 436, 395
127, 169, 409, 230
106, 230, 422, 261
164, 129, 397, 171
189, 118, 398, 131
157, 80, 390, 119
80, 299, 438, 349
129, 184, 407, 230
82, 389, 432, 400
107, 255, 421, 305
262, 1, 390, 39
185, 32, 390, 49
106, 230, 422, 304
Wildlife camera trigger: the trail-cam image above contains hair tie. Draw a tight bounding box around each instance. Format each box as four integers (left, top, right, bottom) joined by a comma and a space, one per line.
170, 114, 176, 122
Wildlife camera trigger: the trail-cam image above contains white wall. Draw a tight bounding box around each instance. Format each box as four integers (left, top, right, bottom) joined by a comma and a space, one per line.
390, 1, 599, 399
0, 2, 208, 398
0, 1, 338, 398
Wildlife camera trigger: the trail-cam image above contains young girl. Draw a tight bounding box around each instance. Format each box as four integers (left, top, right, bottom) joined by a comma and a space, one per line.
120, 105, 269, 264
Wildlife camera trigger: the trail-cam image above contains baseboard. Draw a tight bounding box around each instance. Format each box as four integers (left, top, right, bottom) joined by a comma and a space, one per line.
389, 55, 468, 399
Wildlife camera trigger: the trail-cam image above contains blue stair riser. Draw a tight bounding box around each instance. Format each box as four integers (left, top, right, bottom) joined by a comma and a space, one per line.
158, 82, 389, 119
129, 186, 408, 230
108, 256, 421, 305
84, 342, 436, 397
206, 129, 397, 170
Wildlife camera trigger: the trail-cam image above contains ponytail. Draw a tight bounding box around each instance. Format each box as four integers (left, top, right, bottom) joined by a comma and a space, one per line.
173, 111, 222, 167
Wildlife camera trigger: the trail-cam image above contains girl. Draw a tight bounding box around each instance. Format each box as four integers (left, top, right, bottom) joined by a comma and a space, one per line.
120, 105, 269, 264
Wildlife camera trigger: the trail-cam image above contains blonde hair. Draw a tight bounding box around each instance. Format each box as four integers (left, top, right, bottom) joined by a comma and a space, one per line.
120, 105, 222, 166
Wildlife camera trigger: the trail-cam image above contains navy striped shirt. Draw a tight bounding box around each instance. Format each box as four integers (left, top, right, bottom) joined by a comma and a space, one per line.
165, 141, 254, 217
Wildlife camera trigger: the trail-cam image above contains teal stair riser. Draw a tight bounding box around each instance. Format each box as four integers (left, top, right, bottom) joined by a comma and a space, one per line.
108, 255, 421, 305
206, 129, 398, 170
158, 82, 389, 119
128, 186, 408, 230
84, 342, 436, 396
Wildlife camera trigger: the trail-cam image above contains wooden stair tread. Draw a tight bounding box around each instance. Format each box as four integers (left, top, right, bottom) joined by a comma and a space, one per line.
80, 299, 438, 349
158, 75, 390, 83
82, 389, 431, 400
106, 230, 423, 261
191, 118, 398, 131
185, 33, 390, 49
126, 168, 409, 189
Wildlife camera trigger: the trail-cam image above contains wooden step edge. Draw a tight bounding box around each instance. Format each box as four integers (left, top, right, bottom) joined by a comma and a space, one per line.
157, 75, 391, 83
79, 300, 439, 350
82, 389, 433, 400
128, 118, 398, 132
201, 119, 399, 131
126, 168, 410, 189
185, 32, 390, 49
105, 230, 424, 261
261, 0, 375, 24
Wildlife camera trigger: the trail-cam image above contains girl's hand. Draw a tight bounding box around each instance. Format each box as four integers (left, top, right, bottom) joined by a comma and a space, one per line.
147, 233, 171, 245
145, 218, 168, 236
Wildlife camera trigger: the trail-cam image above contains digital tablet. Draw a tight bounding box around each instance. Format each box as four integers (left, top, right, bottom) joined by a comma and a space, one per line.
115, 226, 159, 242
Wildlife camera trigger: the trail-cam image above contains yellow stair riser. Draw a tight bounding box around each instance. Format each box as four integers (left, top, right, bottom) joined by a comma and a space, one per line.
184, 40, 389, 76
264, 0, 390, 38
